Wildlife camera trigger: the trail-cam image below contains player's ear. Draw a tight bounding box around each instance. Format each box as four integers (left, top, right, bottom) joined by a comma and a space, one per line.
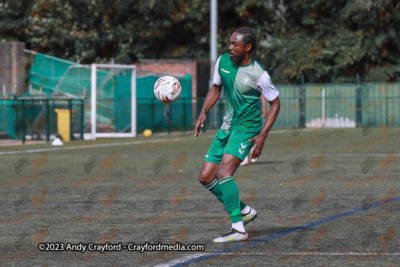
245, 43, 252, 53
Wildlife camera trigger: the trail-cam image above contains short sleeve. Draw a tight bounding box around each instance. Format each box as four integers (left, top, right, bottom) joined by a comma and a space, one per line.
257, 71, 279, 102
212, 57, 222, 85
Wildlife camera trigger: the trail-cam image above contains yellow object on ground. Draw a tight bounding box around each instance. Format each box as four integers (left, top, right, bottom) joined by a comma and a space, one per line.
55, 109, 71, 141
143, 129, 152, 137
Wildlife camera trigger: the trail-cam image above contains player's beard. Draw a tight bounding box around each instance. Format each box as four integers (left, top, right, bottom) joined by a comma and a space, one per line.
229, 52, 246, 65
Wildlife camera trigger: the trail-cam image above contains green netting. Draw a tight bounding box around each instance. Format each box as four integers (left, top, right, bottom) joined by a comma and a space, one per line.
135, 74, 192, 132
56, 66, 91, 97
26, 53, 193, 134
0, 99, 18, 139
29, 53, 77, 94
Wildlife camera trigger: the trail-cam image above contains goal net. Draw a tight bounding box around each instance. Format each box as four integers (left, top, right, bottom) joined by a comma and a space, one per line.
52, 63, 137, 139
90, 64, 136, 139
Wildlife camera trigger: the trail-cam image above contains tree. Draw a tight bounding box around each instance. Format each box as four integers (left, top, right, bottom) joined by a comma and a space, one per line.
1, 0, 399, 82
255, 0, 400, 83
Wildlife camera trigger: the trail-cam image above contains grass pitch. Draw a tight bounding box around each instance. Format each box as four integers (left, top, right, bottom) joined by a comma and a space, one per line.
0, 127, 399, 266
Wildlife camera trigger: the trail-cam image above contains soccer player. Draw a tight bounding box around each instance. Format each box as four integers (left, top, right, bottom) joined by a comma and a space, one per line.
194, 27, 280, 242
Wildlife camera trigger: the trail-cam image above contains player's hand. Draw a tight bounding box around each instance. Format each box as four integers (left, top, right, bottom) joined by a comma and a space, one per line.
194, 113, 206, 137
249, 134, 267, 160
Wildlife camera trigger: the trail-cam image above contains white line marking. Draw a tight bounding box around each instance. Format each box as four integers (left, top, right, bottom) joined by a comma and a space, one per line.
264, 153, 400, 157
155, 252, 400, 266
0, 129, 290, 156
154, 254, 205, 267
0, 135, 212, 155
214, 252, 400, 256
0, 128, 397, 159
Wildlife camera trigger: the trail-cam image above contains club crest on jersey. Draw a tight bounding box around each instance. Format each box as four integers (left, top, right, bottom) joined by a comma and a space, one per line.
242, 76, 250, 85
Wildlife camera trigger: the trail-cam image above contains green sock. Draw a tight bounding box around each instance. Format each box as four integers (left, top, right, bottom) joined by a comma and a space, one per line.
240, 199, 247, 211
218, 176, 242, 223
203, 178, 224, 203
204, 178, 247, 210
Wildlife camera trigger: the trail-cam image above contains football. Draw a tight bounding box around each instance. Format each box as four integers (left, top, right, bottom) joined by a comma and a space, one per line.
153, 76, 182, 103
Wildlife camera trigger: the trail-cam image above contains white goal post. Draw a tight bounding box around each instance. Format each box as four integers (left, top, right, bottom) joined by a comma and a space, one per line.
90, 64, 137, 140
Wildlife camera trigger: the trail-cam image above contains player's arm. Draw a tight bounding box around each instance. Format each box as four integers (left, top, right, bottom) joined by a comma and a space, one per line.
259, 97, 280, 138
249, 72, 280, 159
250, 97, 280, 159
194, 57, 222, 137
260, 95, 267, 119
194, 83, 222, 137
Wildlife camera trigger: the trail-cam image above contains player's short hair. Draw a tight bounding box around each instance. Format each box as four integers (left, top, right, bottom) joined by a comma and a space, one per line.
234, 27, 257, 60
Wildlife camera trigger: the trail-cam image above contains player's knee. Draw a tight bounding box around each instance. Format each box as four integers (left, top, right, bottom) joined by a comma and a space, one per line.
198, 171, 213, 185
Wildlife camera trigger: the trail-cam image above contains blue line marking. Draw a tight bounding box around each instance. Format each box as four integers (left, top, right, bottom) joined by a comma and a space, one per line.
172, 196, 400, 266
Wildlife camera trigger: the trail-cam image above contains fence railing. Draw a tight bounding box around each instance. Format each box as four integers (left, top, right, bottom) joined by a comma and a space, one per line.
0, 97, 85, 143
137, 81, 400, 133
0, 82, 399, 142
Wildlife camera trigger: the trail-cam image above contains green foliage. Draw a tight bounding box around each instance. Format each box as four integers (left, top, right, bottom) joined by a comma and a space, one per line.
1, 0, 399, 82
258, 0, 400, 83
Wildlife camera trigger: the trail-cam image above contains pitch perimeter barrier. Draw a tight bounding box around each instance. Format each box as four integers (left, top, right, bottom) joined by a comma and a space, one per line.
136, 82, 400, 133
271, 82, 400, 129
0, 97, 84, 143
0, 82, 399, 141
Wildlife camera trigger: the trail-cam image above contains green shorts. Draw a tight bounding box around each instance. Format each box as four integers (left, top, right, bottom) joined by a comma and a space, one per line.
205, 128, 260, 164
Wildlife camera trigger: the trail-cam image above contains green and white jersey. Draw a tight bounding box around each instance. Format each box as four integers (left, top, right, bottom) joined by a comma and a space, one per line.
213, 53, 279, 132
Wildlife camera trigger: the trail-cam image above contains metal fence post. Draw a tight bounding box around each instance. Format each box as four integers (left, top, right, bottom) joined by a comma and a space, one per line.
46, 99, 50, 143
22, 100, 26, 144
299, 76, 305, 127
30, 99, 34, 135
385, 96, 389, 127
356, 74, 362, 127
80, 97, 84, 139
